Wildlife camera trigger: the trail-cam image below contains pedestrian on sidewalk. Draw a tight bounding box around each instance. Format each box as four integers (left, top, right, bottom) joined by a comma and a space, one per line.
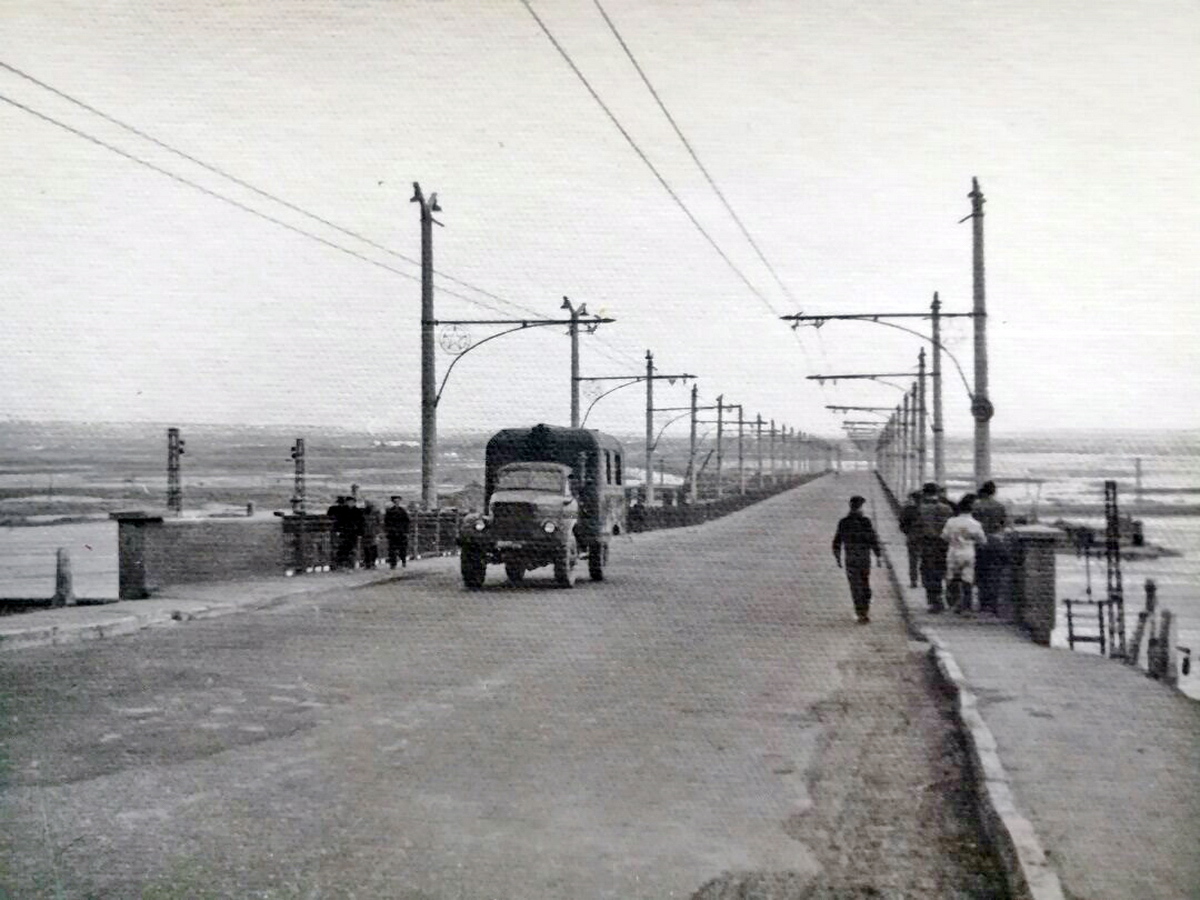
943, 494, 987, 614
385, 495, 411, 569
831, 495, 883, 624
972, 480, 1008, 614
916, 482, 955, 613
360, 501, 383, 569
898, 490, 922, 588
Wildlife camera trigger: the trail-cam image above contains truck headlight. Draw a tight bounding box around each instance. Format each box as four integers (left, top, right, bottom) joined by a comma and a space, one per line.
542, 521, 557, 534
474, 520, 487, 532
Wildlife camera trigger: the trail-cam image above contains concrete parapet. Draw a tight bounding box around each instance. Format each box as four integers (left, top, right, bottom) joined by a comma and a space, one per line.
1007, 525, 1060, 645
111, 512, 287, 599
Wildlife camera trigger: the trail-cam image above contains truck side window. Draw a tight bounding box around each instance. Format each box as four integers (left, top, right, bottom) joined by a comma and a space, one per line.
614, 453, 623, 485
605, 450, 613, 485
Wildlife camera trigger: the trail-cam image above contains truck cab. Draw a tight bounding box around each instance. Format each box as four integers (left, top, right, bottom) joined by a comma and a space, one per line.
458, 424, 627, 588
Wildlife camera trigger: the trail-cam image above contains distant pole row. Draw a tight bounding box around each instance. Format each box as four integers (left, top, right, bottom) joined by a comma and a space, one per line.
781, 178, 993, 488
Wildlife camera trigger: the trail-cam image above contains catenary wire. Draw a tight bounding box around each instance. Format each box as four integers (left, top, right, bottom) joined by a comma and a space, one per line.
518, 0, 783, 321
590, 0, 799, 309
0, 90, 525, 318
0, 60, 546, 321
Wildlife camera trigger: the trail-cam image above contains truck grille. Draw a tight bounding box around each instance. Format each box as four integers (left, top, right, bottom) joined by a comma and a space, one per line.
491, 502, 538, 539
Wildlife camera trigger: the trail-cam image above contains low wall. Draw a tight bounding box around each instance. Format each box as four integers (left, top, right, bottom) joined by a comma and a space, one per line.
631, 472, 828, 532
113, 513, 287, 599
874, 473, 1060, 643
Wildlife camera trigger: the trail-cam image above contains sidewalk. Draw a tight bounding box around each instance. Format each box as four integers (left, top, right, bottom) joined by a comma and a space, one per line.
868, 476, 1200, 900
0, 564, 438, 652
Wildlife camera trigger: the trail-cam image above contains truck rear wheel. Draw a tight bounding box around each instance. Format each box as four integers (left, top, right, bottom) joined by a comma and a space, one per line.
553, 540, 577, 588
461, 549, 486, 589
588, 541, 607, 581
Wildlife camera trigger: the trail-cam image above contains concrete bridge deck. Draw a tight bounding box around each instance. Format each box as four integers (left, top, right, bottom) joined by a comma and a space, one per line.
1, 472, 1196, 899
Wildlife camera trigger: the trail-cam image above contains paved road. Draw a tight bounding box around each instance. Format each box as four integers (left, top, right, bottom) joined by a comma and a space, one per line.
0, 474, 1004, 899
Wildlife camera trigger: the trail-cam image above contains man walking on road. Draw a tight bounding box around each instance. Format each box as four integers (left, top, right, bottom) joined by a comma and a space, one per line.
831, 495, 883, 624
384, 495, 411, 569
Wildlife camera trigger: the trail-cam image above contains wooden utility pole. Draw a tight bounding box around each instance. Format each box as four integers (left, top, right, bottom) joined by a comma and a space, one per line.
413, 183, 440, 510
755, 414, 764, 488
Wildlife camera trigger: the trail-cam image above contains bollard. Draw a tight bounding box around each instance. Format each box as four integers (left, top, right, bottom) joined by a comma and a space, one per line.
53, 547, 75, 607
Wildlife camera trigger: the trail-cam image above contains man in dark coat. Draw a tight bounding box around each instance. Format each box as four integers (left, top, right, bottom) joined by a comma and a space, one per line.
972, 480, 1008, 614
831, 495, 883, 624
898, 490, 922, 588
915, 482, 956, 613
384, 495, 411, 569
327, 496, 357, 570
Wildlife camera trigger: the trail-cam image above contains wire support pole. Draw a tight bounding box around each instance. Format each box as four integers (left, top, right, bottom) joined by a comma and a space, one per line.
967, 177, 993, 483
413, 183, 441, 510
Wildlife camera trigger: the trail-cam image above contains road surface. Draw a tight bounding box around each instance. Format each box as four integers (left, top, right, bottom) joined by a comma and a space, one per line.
0, 473, 1004, 898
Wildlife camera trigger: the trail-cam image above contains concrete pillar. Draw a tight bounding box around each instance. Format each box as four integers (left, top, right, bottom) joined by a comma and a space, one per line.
1007, 525, 1059, 645
52, 548, 75, 607
110, 512, 164, 599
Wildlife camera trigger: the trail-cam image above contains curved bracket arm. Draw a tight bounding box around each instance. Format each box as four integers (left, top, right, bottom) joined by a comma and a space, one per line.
436, 322, 555, 406
580, 378, 643, 427
650, 409, 694, 451
846, 318, 975, 400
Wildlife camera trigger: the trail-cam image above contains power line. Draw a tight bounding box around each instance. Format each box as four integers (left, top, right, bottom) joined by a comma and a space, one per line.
0, 60, 545, 320
518, 0, 782, 320
0, 89, 524, 317
590, 0, 798, 310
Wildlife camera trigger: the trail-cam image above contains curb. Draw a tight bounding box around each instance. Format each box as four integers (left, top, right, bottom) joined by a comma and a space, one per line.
924, 630, 1066, 900
873, 497, 1066, 900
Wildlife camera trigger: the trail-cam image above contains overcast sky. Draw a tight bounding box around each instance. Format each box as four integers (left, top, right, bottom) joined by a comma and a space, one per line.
2, 0, 1197, 440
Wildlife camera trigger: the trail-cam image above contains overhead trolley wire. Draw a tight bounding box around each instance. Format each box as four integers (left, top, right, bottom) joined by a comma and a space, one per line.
0, 89, 532, 318
0, 60, 545, 320
518, 0, 784, 321
590, 0, 798, 310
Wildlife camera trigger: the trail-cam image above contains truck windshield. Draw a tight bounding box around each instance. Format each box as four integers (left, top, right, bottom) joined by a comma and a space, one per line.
496, 468, 564, 492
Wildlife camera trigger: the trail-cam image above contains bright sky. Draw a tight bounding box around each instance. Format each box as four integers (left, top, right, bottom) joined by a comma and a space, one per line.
2, 0, 1198, 441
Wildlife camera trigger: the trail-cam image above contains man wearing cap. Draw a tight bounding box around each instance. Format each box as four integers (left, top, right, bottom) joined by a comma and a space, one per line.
831, 495, 883, 624
384, 495, 411, 569
898, 490, 922, 589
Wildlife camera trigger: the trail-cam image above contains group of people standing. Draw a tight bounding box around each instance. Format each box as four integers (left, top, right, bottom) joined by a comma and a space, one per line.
900, 480, 1007, 614
325, 494, 412, 571
829, 480, 1008, 624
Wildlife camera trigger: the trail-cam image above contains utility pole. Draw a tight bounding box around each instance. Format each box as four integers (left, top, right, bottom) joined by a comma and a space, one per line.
931, 293, 945, 485
167, 427, 184, 516
715, 395, 724, 499
689, 385, 698, 503
562, 296, 590, 428
645, 350, 655, 506
755, 414, 764, 488
968, 177, 993, 483
412, 182, 441, 510
917, 348, 928, 487
769, 419, 777, 484
735, 405, 745, 495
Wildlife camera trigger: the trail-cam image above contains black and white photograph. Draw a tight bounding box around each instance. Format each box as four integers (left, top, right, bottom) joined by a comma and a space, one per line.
2, 2, 1198, 897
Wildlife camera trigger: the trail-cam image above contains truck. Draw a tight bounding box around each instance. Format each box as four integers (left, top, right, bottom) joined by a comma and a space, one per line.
457, 424, 628, 589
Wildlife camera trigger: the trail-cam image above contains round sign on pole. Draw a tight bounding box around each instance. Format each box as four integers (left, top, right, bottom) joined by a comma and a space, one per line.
439, 325, 472, 355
